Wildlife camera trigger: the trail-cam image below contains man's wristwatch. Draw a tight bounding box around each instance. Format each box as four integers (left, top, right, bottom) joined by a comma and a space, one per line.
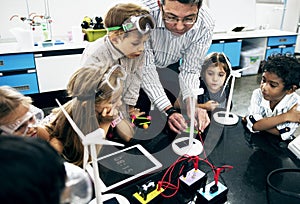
165, 107, 178, 118
111, 112, 123, 128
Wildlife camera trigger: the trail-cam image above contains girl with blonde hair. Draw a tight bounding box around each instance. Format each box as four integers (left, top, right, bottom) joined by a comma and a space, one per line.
0, 86, 45, 138
43, 64, 134, 167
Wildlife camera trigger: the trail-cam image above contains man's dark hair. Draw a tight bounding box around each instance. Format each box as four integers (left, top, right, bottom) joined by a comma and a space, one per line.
160, 0, 203, 8
260, 54, 300, 90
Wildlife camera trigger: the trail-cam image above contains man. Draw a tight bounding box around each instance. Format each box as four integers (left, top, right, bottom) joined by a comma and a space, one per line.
139, 0, 215, 134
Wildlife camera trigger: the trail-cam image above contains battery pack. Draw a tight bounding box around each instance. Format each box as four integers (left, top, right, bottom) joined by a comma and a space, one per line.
196, 181, 228, 204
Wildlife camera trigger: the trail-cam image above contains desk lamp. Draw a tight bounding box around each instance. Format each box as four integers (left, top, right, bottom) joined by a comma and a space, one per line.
56, 99, 129, 204
212, 53, 250, 125
172, 87, 204, 156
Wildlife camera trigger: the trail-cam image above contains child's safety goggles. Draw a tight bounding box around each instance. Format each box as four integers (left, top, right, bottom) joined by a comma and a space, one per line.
0, 105, 44, 136
107, 14, 155, 35
96, 64, 127, 98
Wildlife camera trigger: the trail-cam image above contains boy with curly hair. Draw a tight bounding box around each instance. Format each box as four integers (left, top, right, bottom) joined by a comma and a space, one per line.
244, 55, 300, 143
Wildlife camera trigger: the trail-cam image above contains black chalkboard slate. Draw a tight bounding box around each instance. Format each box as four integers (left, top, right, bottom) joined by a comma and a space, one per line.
86, 144, 162, 192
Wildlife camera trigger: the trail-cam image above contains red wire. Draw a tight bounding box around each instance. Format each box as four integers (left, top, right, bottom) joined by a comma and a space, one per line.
159, 156, 190, 198
157, 131, 234, 198
161, 164, 185, 198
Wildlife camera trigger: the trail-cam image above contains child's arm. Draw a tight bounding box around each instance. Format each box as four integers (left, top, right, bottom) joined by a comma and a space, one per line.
100, 108, 134, 142
252, 114, 287, 134
114, 119, 134, 142
49, 138, 64, 153
197, 100, 219, 111
252, 104, 300, 134
36, 126, 51, 141
99, 121, 111, 135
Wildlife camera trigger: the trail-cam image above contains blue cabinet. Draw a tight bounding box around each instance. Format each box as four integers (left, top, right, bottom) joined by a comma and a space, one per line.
0, 53, 39, 94
207, 40, 242, 67
208, 43, 223, 53
0, 53, 35, 71
265, 35, 297, 59
267, 35, 297, 47
0, 72, 39, 95
281, 46, 295, 55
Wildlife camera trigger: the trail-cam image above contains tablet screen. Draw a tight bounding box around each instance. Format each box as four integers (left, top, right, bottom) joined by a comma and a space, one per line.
103, 197, 119, 204
86, 144, 162, 192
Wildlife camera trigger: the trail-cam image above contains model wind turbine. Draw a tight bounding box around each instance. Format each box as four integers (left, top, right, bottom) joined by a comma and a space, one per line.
213, 54, 250, 125
172, 81, 204, 156
55, 99, 129, 204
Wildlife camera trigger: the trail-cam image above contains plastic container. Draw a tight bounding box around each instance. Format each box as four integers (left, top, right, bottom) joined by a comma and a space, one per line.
72, 26, 84, 43
10, 27, 34, 50
266, 168, 300, 204
240, 47, 264, 76
83, 29, 107, 42
41, 23, 51, 42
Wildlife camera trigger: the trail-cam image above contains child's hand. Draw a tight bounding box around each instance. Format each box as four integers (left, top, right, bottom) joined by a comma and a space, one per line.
101, 107, 119, 123
286, 104, 300, 123
205, 100, 219, 111
128, 106, 145, 117
242, 116, 247, 124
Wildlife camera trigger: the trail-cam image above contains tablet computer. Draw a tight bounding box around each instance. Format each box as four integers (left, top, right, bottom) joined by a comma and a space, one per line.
86, 144, 162, 192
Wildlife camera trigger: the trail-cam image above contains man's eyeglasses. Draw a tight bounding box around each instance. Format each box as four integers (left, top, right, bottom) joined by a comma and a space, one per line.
161, 6, 198, 25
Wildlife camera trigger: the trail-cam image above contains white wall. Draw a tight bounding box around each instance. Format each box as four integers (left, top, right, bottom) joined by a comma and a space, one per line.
256, 0, 300, 52
0, 0, 299, 45
0, 0, 133, 40
256, 0, 300, 31
256, 3, 284, 30
282, 0, 300, 32
205, 0, 257, 32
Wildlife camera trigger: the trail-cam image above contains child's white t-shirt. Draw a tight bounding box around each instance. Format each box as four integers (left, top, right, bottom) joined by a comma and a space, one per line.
246, 88, 300, 140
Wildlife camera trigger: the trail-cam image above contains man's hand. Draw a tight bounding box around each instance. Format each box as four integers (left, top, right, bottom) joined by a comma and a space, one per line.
195, 107, 210, 132
186, 97, 210, 132
167, 112, 187, 134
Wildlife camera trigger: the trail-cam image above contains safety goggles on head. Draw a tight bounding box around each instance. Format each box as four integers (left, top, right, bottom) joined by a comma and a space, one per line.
95, 64, 127, 98
0, 105, 44, 136
107, 14, 155, 35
